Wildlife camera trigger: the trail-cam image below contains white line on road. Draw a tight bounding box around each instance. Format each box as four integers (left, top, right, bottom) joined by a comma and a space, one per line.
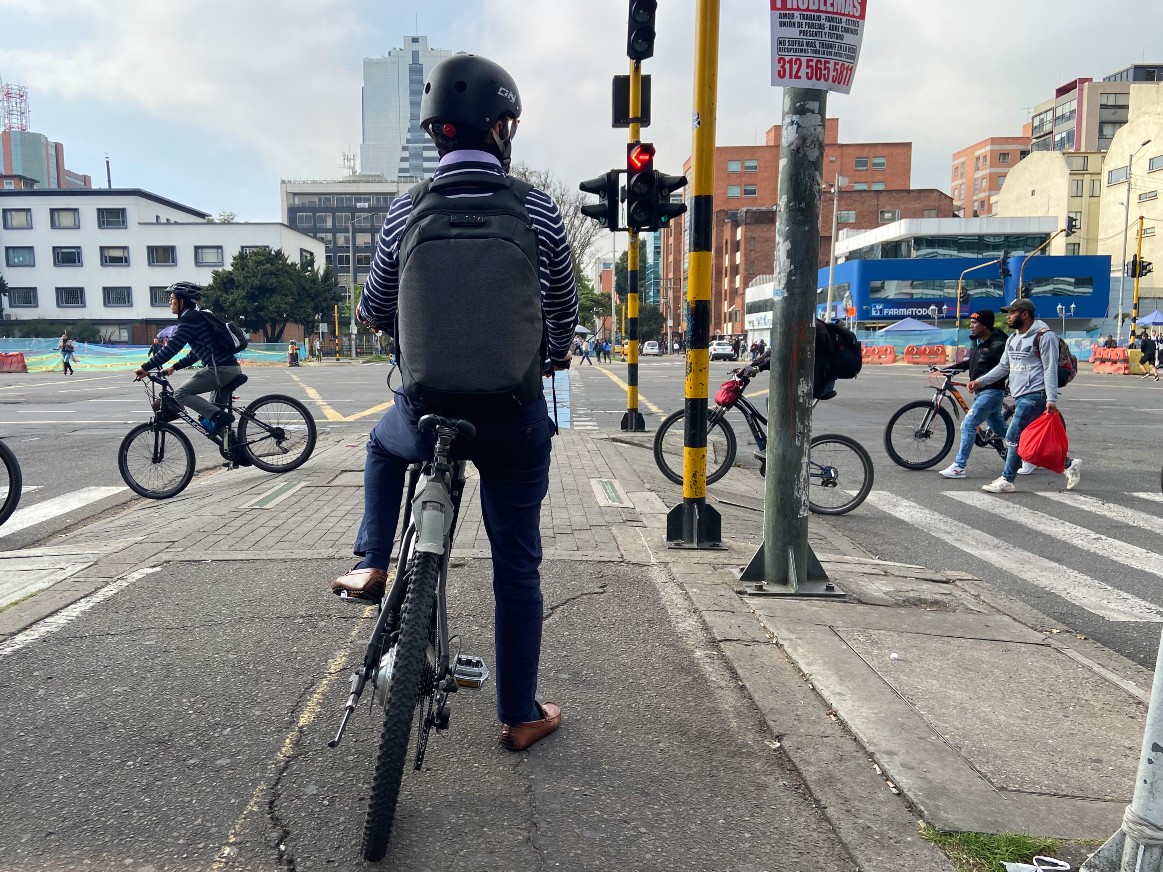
1040, 492, 1163, 538
0, 566, 160, 659
865, 491, 1163, 623
1132, 493, 1163, 503
0, 420, 137, 425
0, 486, 127, 539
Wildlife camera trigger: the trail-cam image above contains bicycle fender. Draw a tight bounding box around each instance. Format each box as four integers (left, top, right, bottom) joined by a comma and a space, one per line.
411, 478, 454, 555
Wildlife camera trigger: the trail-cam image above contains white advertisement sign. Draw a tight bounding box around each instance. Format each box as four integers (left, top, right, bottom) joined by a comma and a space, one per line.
769, 0, 866, 95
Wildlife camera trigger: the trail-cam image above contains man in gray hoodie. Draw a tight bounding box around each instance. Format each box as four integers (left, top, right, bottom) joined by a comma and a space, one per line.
968, 298, 1081, 493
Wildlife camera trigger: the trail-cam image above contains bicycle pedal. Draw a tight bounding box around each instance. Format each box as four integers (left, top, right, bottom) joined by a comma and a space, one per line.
453, 654, 489, 688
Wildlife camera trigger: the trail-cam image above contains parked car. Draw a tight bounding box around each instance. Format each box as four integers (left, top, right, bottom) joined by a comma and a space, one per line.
643, 340, 661, 356
710, 341, 737, 361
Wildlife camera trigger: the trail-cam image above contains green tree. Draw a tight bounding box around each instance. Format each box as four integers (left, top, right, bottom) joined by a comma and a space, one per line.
509, 161, 607, 285
576, 272, 610, 332
638, 303, 664, 341
17, 318, 55, 339
201, 248, 342, 343
68, 320, 101, 343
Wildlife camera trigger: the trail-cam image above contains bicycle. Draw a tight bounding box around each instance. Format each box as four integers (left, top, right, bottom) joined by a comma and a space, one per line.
118, 372, 317, 499
326, 414, 489, 861
653, 371, 874, 515
883, 366, 1014, 471
0, 437, 22, 527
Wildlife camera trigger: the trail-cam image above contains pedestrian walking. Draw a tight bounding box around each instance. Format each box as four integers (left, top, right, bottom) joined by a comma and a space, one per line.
1139, 331, 1159, 381
579, 338, 593, 365
601, 339, 611, 362
938, 309, 1009, 479
149, 336, 163, 358
57, 332, 75, 375
969, 298, 1081, 493
287, 340, 300, 367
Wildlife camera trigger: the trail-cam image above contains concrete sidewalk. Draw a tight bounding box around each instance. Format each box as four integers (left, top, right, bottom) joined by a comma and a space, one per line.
0, 424, 1146, 870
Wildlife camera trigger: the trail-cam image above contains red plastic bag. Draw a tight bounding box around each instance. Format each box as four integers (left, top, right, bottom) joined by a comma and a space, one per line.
1018, 410, 1069, 474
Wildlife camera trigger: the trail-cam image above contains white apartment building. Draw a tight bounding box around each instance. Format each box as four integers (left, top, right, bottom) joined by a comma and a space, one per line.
360, 36, 451, 180
0, 188, 324, 343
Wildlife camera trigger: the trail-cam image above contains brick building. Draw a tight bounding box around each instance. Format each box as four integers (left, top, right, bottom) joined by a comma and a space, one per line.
950, 128, 1031, 217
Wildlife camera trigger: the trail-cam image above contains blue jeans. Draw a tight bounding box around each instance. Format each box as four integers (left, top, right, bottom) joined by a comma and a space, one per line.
953, 388, 1007, 469
1001, 391, 1071, 481
353, 394, 553, 725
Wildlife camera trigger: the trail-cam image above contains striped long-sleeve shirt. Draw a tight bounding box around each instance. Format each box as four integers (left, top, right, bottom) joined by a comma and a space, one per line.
358, 150, 579, 363
142, 309, 239, 371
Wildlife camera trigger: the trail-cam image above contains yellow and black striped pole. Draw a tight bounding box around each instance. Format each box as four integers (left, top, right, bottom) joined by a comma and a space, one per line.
621, 60, 646, 431
666, 0, 721, 548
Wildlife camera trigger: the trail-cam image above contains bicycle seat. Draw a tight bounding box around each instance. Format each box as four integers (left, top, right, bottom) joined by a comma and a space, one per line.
418, 414, 476, 441
221, 373, 249, 393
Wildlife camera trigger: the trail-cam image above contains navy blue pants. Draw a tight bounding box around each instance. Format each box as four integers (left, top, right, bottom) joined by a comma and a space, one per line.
353, 394, 552, 726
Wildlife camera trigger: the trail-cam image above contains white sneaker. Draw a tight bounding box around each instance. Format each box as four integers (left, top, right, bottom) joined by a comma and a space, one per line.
982, 477, 1016, 493
938, 463, 966, 479
1065, 458, 1082, 491
1017, 461, 1038, 475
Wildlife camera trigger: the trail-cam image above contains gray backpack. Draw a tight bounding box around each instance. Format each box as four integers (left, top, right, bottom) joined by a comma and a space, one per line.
395, 171, 544, 409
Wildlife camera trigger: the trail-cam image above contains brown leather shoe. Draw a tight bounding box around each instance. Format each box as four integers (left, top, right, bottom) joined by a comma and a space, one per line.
499, 702, 562, 752
330, 567, 387, 601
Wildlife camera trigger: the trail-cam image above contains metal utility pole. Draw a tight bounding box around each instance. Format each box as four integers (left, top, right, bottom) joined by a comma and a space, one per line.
665, 0, 721, 549
824, 173, 848, 320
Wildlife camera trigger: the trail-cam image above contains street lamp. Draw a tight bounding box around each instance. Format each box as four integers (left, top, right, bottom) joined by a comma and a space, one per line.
825, 174, 850, 320
1056, 302, 1076, 335
350, 201, 372, 360
1118, 139, 1153, 342
928, 304, 939, 327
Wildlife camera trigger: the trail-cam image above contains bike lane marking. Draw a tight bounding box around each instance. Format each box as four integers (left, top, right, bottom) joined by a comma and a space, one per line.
592, 366, 665, 416
289, 373, 392, 422
865, 490, 1163, 623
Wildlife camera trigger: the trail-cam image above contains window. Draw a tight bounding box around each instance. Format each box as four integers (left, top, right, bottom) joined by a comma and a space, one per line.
726, 160, 741, 173
1091, 179, 1102, 197
726, 185, 741, 198
314, 232, 333, 246
96, 208, 127, 229
55, 287, 85, 307
973, 178, 980, 193
1149, 155, 1163, 173
53, 246, 82, 266
836, 210, 856, 223
1099, 122, 1124, 140
102, 286, 132, 307
854, 157, 868, 170
1065, 154, 1089, 172
335, 213, 351, 227
1053, 130, 1075, 151
1108, 166, 1129, 185
1070, 179, 1084, 197
335, 253, 350, 268
871, 156, 886, 170
1031, 109, 1054, 137
1054, 98, 1076, 126
1066, 243, 1081, 255
1141, 191, 1159, 202
1068, 211, 1082, 232
4, 246, 34, 267
8, 287, 36, 307
100, 246, 130, 266
1099, 92, 1130, 107
240, 245, 269, 255
922, 209, 938, 218
953, 165, 960, 180
355, 253, 372, 267
296, 213, 313, 228
974, 156, 980, 171
743, 159, 758, 173
853, 182, 868, 191
743, 185, 758, 197
879, 209, 900, 222
999, 152, 1010, 165
147, 245, 177, 266
150, 286, 172, 306
195, 246, 223, 267
315, 213, 332, 228
355, 232, 374, 247
300, 248, 314, 265
997, 175, 1006, 187
2, 208, 32, 229
871, 181, 885, 191
50, 208, 80, 229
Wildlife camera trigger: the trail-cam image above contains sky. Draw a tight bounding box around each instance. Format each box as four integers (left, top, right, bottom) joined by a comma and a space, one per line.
2, 0, 1162, 243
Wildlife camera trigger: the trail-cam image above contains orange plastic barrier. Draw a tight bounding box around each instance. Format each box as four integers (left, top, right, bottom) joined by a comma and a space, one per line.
922, 345, 948, 364
955, 347, 970, 364
902, 344, 925, 365
0, 352, 28, 373
870, 345, 897, 364
861, 344, 875, 362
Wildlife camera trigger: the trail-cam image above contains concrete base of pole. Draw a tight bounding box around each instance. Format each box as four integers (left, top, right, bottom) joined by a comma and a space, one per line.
736, 540, 843, 597
620, 410, 646, 432
665, 501, 723, 549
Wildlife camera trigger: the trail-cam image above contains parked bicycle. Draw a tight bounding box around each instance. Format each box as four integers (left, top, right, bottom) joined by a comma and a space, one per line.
119, 372, 317, 499
0, 437, 22, 527
653, 371, 874, 515
883, 366, 1013, 471
326, 414, 490, 861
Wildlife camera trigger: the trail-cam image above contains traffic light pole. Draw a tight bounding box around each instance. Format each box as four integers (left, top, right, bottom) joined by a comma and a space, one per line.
955, 258, 1004, 345
738, 87, 836, 594
665, 0, 721, 549
1131, 216, 1145, 345
621, 60, 646, 432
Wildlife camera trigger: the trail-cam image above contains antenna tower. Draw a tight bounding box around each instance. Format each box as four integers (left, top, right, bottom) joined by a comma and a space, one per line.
341, 152, 358, 176
1, 80, 30, 132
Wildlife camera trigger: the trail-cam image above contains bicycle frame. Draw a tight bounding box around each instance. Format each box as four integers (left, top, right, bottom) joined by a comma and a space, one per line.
143, 374, 276, 460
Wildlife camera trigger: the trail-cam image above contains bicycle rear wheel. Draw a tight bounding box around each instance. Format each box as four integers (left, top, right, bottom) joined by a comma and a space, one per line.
653, 407, 738, 486
883, 400, 955, 470
237, 394, 317, 473
361, 550, 441, 863
118, 422, 195, 499
0, 439, 21, 527
808, 434, 874, 515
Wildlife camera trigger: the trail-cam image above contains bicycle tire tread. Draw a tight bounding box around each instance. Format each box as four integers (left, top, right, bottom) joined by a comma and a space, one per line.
237, 394, 317, 473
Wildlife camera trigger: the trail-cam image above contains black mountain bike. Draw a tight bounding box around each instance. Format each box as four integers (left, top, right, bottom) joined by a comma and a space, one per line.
327, 414, 489, 862
119, 372, 317, 499
0, 437, 22, 527
653, 371, 874, 515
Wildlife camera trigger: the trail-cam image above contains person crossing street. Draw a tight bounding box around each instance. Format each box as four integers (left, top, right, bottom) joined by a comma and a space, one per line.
937, 309, 1008, 479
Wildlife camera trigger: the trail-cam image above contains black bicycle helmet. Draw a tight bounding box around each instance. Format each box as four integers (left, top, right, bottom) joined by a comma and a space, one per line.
167, 281, 202, 303
421, 54, 521, 164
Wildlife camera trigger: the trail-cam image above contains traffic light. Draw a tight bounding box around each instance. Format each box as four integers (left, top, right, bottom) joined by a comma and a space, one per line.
1141, 259, 1154, 277
1065, 215, 1077, 237
579, 171, 620, 230
655, 170, 688, 227
1129, 255, 1140, 277
625, 142, 657, 230
999, 250, 1012, 279
627, 0, 657, 61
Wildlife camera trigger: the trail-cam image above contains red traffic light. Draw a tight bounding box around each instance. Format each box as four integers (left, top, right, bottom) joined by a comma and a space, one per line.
628, 143, 655, 171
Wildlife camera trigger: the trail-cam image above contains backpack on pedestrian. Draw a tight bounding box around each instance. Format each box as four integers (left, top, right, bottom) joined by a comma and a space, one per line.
198, 310, 249, 354
393, 171, 544, 409
1032, 329, 1077, 388
819, 320, 863, 381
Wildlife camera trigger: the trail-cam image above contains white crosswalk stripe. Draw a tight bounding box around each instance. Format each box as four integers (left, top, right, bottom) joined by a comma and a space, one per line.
1040, 492, 1163, 538
0, 487, 127, 540
865, 490, 1163, 623
1131, 493, 1163, 504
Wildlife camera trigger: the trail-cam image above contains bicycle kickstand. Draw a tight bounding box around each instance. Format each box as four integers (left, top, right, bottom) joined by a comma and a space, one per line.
328, 671, 368, 748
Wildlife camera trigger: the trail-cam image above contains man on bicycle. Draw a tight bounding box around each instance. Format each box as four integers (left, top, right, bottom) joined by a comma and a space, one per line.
330, 53, 577, 752
937, 309, 1008, 479
134, 282, 241, 435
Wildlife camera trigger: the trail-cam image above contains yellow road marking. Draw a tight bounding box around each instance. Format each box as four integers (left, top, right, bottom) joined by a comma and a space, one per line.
290, 374, 392, 422
210, 609, 374, 870
593, 366, 665, 416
